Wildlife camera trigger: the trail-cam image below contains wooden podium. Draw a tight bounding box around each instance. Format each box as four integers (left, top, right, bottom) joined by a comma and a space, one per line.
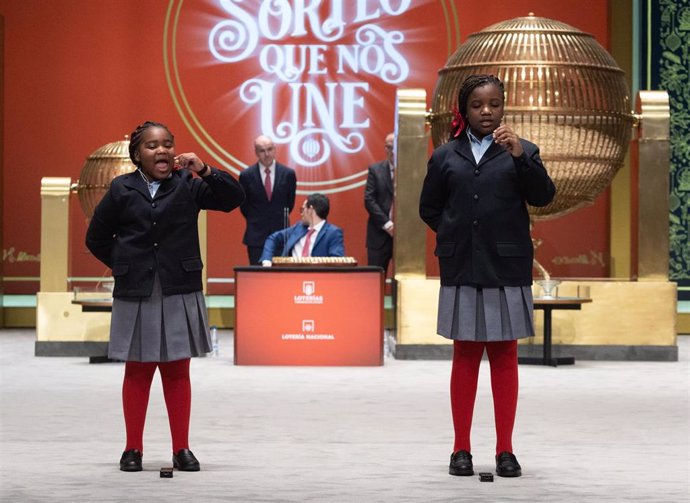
234, 266, 384, 366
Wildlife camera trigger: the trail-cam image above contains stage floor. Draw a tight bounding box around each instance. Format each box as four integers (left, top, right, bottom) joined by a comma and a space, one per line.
1, 329, 688, 502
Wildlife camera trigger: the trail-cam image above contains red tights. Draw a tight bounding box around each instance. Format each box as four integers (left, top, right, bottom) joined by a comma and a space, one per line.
450, 340, 518, 455
122, 359, 191, 454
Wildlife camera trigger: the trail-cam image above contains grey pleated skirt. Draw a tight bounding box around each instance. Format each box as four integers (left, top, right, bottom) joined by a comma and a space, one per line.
108, 274, 212, 362
437, 285, 535, 342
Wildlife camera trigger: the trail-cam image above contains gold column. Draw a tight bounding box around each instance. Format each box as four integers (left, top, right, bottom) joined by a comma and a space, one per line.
608, 0, 633, 278
393, 88, 428, 276
198, 210, 208, 293
632, 91, 670, 280
40, 177, 71, 292
394, 89, 441, 347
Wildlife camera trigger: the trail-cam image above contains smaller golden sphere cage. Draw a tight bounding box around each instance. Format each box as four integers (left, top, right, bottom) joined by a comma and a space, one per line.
430, 14, 635, 219
74, 137, 136, 218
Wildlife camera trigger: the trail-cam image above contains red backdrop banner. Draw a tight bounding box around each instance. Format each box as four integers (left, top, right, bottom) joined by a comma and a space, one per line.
0, 0, 611, 294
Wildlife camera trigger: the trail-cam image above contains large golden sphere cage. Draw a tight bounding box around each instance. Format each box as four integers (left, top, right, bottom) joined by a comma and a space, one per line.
430, 14, 635, 219
73, 137, 136, 218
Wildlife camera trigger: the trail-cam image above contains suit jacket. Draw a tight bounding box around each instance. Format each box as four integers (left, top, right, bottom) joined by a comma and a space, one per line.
364, 160, 394, 250
239, 162, 297, 246
86, 167, 245, 298
260, 222, 345, 262
419, 135, 555, 287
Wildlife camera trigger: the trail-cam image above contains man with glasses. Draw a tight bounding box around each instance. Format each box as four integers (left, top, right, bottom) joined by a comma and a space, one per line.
364, 132, 396, 275
260, 193, 345, 265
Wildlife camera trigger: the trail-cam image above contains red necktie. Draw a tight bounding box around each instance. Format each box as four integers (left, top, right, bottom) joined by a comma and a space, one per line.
302, 228, 315, 257
264, 168, 272, 201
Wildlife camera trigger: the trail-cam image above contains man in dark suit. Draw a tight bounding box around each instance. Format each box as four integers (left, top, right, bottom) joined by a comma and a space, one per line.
239, 135, 297, 264
260, 193, 345, 265
364, 132, 395, 274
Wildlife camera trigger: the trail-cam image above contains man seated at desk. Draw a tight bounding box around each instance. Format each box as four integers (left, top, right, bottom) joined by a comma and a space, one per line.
260, 193, 345, 266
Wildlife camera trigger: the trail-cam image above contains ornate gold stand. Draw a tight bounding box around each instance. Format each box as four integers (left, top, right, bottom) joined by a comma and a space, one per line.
35, 177, 208, 355
393, 90, 677, 360
36, 178, 111, 353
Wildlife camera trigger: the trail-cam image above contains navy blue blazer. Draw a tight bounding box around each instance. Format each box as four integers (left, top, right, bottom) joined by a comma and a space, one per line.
239, 162, 297, 247
86, 167, 245, 297
419, 135, 555, 287
260, 222, 345, 262
364, 159, 394, 250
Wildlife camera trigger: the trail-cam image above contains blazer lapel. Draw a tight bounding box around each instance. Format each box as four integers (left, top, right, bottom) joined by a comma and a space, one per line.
274, 164, 284, 193
477, 141, 505, 167
122, 172, 152, 200
287, 224, 308, 255
452, 136, 476, 165
383, 163, 394, 195
153, 173, 179, 201
311, 223, 329, 253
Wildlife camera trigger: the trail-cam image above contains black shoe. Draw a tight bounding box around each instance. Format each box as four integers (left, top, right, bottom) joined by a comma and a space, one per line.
495, 451, 522, 477
119, 449, 142, 472
449, 450, 474, 476
173, 448, 200, 471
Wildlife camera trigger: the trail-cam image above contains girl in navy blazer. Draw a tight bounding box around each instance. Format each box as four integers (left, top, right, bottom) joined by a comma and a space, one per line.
86, 121, 244, 472
420, 75, 555, 478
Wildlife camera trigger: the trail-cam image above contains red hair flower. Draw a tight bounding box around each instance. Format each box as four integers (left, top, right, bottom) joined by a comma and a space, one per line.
450, 107, 465, 138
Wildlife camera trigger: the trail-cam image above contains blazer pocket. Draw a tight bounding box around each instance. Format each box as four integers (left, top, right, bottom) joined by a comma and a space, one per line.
496, 242, 527, 257
111, 263, 129, 276
435, 242, 456, 257
181, 257, 203, 272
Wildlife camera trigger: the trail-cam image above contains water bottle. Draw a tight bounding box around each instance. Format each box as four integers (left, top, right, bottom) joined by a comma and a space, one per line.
210, 326, 219, 356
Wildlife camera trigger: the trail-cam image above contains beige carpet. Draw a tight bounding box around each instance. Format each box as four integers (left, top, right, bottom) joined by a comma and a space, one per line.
1, 329, 688, 502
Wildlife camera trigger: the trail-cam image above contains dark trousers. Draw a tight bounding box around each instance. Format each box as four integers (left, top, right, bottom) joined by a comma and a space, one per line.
367, 245, 392, 276
247, 246, 264, 265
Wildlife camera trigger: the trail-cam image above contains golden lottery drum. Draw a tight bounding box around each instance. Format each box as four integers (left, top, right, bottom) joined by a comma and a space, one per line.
430, 14, 634, 219
74, 138, 135, 218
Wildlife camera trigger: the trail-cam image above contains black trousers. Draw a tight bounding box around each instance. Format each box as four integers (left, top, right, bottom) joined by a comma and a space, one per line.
367, 245, 392, 276
247, 246, 264, 265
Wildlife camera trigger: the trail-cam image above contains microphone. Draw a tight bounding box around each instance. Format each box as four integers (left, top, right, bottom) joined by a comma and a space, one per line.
281, 207, 290, 257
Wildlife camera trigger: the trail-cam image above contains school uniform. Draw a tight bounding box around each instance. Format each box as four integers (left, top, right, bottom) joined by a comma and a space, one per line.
86, 166, 245, 361
420, 132, 556, 342
421, 128, 556, 468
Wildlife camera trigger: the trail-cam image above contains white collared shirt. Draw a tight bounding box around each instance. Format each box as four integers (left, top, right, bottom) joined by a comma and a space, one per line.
260, 161, 276, 187
292, 220, 326, 258
148, 180, 161, 197
467, 128, 494, 164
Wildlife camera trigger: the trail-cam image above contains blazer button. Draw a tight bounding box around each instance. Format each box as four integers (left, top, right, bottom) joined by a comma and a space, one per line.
152, 221, 157, 226
474, 169, 480, 176
472, 220, 479, 226
473, 194, 479, 200
152, 202, 157, 208
153, 242, 159, 248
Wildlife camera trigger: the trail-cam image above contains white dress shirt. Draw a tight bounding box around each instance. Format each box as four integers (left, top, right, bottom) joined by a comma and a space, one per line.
292, 220, 326, 258
260, 161, 276, 186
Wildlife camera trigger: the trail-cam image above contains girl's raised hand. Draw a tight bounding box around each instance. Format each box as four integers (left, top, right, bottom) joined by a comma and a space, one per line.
493, 125, 524, 157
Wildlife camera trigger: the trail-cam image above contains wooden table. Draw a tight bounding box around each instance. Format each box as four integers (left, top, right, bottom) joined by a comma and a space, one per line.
519, 297, 593, 367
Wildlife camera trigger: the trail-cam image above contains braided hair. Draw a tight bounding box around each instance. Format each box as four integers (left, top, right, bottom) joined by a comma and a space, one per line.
449, 74, 505, 139
128, 121, 174, 168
